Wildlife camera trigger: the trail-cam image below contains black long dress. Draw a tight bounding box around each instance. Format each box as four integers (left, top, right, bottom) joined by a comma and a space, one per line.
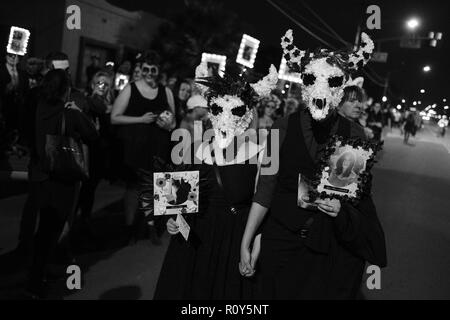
116, 83, 171, 180
254, 109, 387, 299
154, 148, 259, 300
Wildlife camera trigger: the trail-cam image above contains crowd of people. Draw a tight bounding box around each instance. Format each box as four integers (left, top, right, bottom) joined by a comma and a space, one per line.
0, 34, 391, 299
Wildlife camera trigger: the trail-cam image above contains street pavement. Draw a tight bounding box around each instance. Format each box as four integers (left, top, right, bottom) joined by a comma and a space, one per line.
1, 123, 450, 299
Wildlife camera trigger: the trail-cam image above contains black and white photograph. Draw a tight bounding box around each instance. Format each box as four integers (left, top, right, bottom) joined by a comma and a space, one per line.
0, 0, 449, 308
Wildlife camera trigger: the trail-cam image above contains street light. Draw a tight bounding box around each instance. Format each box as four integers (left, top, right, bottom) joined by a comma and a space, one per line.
443, 98, 447, 102
382, 96, 387, 102
402, 99, 406, 103
420, 89, 425, 93
423, 65, 431, 72
406, 18, 420, 31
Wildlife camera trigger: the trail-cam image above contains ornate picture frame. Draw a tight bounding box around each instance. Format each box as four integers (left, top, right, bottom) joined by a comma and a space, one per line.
309, 135, 382, 203
153, 171, 199, 216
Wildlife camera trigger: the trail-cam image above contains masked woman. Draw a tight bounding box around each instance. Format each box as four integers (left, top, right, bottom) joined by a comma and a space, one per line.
152, 64, 278, 299
240, 30, 387, 299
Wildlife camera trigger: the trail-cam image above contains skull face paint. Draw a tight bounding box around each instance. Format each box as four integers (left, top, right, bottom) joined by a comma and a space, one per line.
209, 95, 253, 149
301, 58, 347, 120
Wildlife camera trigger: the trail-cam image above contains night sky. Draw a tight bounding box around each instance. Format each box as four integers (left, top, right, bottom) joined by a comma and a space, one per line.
113, 0, 450, 109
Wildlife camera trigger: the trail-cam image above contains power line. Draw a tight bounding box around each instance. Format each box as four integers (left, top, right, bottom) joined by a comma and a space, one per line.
265, 0, 337, 50
276, 1, 348, 49
298, 1, 351, 47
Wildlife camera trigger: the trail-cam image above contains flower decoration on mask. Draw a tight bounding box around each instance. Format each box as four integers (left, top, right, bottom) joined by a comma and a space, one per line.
281, 29, 374, 120
195, 63, 278, 149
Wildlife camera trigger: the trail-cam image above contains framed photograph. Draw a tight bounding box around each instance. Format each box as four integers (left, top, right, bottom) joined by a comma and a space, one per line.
153, 171, 199, 216
115, 73, 130, 91
310, 136, 382, 203
278, 56, 302, 83
236, 34, 260, 69
7, 26, 30, 56
201, 53, 226, 77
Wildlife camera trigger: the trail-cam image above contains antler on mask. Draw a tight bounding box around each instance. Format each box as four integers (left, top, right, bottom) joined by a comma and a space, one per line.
280, 29, 306, 73
346, 32, 374, 71
250, 64, 278, 98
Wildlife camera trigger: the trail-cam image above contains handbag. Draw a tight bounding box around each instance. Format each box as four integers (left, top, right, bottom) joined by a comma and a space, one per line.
44, 108, 89, 181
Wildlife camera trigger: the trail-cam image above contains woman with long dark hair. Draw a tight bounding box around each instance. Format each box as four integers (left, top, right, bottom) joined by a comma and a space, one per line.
27, 69, 97, 298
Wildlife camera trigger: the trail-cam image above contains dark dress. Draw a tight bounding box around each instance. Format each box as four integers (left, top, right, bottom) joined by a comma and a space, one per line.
254, 109, 387, 299
116, 83, 172, 179
154, 149, 259, 300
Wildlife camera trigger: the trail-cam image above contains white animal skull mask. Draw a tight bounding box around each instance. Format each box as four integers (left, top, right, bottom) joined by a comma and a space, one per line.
281, 30, 374, 120
195, 64, 278, 149
209, 95, 253, 149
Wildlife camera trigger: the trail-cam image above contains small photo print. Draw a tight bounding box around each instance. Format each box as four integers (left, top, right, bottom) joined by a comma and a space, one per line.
153, 171, 199, 216
316, 143, 373, 199
236, 34, 260, 68
7, 26, 30, 56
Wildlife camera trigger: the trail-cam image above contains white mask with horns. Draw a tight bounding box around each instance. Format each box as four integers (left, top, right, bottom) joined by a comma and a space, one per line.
281, 29, 374, 120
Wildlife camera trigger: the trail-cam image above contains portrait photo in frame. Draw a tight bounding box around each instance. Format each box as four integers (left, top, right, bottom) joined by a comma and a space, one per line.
7, 26, 31, 56
236, 34, 260, 69
310, 135, 382, 203
278, 56, 302, 83
153, 171, 199, 216
201, 53, 226, 77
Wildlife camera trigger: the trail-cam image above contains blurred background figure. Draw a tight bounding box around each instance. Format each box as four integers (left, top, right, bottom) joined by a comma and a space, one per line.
283, 97, 299, 116
179, 94, 209, 137
75, 71, 115, 241
367, 102, 384, 141
257, 94, 281, 129
174, 79, 193, 126
438, 115, 448, 137
403, 110, 416, 144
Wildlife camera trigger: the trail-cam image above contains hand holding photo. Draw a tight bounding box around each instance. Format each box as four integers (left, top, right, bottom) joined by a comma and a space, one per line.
153, 171, 199, 216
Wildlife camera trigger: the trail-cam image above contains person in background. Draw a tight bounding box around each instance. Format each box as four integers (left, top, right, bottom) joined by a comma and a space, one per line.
179, 94, 209, 137
284, 97, 299, 116
0, 52, 27, 150
132, 62, 143, 82
174, 79, 193, 126
438, 115, 448, 137
111, 50, 176, 245
258, 94, 281, 130
338, 86, 373, 139
367, 103, 384, 141
26, 69, 98, 298
75, 71, 115, 239
403, 111, 416, 144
